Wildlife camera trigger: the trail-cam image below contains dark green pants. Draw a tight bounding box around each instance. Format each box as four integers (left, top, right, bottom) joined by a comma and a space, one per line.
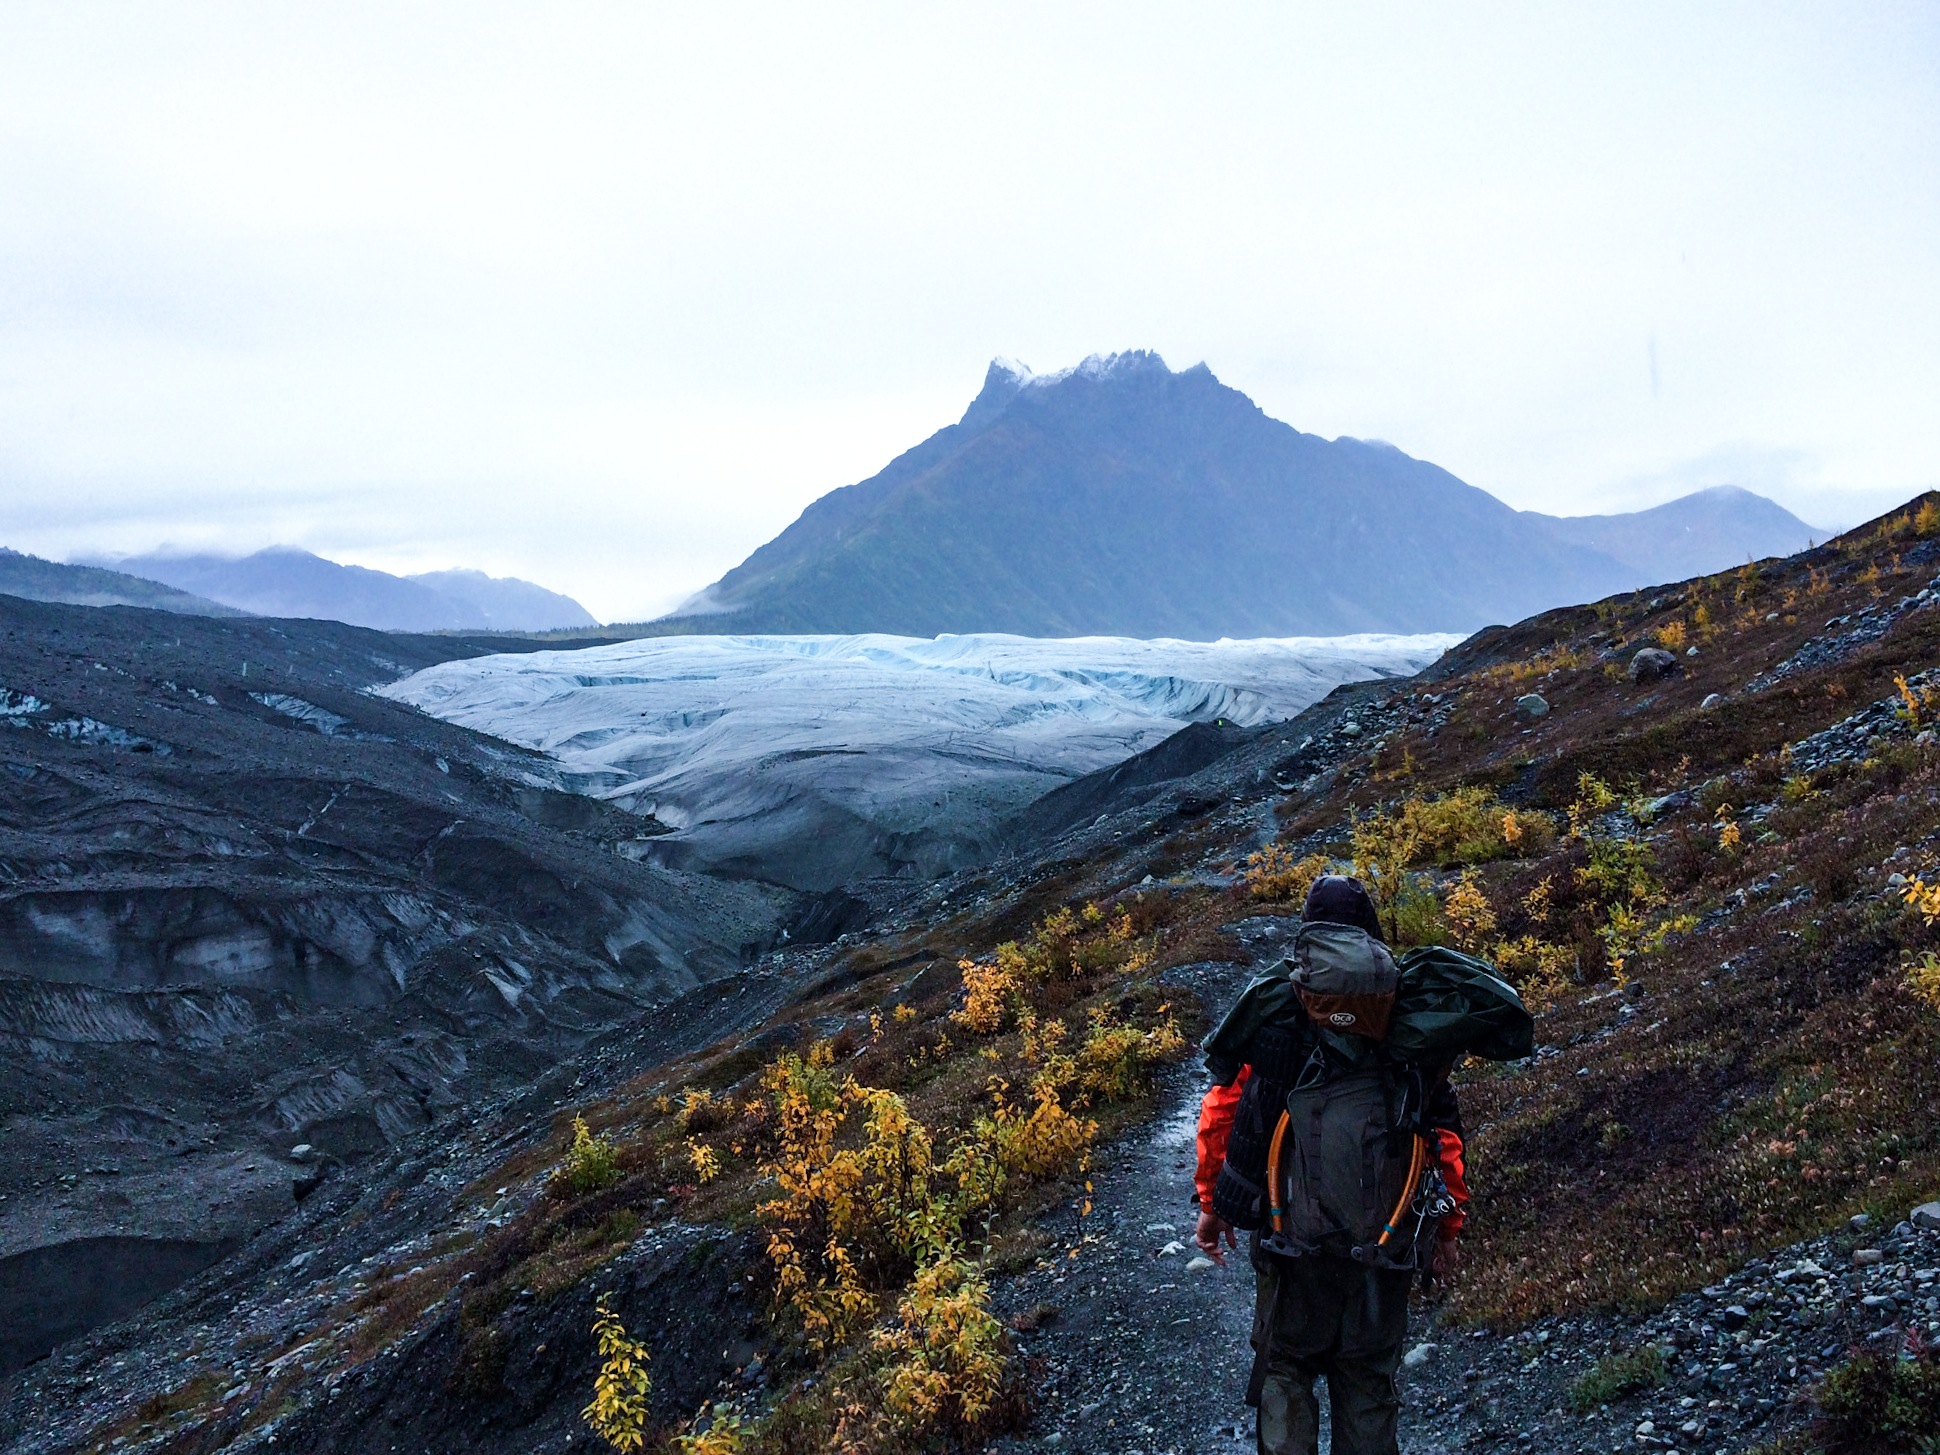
1250, 1251, 1412, 1455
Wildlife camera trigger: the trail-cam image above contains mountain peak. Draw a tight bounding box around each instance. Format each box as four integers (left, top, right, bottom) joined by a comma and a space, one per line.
658, 354, 1830, 639
960, 350, 1194, 430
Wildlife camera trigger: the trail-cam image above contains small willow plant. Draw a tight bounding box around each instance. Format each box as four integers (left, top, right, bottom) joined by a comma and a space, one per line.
672, 1401, 747, 1454
1904, 875, 1940, 925
686, 1138, 720, 1183
1442, 872, 1497, 952
1905, 951, 1940, 1013
556, 1114, 620, 1195
582, 1294, 651, 1452
873, 1255, 1008, 1435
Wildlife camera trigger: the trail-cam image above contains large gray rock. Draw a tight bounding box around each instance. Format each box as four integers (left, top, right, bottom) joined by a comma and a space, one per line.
1912, 1200, 1940, 1231
1515, 693, 1549, 720
1628, 647, 1681, 684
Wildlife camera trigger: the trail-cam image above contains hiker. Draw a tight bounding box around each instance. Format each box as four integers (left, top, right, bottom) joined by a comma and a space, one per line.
1192, 875, 1474, 1455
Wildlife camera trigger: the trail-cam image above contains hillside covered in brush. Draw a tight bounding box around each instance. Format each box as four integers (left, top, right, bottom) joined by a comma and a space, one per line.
6, 501, 1940, 1455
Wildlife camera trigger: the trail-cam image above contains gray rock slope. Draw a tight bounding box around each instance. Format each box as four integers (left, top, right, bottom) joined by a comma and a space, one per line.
102, 548, 597, 632
649, 352, 1813, 640
0, 596, 796, 1373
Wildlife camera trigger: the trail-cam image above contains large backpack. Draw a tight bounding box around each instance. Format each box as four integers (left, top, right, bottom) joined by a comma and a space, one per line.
1204, 925, 1533, 1266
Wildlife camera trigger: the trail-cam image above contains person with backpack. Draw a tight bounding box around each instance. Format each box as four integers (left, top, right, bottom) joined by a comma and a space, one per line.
1192, 874, 1524, 1455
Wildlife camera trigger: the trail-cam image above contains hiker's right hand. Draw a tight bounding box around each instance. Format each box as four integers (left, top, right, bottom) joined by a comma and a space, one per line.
1195, 1210, 1237, 1266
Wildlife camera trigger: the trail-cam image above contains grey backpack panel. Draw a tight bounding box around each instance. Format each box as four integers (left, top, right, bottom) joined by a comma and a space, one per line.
1276, 1064, 1424, 1266
1290, 922, 1400, 997
1291, 922, 1401, 1040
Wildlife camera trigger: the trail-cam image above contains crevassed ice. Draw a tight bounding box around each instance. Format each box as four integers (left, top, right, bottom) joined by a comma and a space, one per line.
379, 631, 1460, 886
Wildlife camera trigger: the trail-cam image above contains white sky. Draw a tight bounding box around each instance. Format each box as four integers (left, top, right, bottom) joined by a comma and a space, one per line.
1, 3, 1935, 623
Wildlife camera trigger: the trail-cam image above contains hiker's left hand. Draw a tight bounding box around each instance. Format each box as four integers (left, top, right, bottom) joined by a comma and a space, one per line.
1195, 1210, 1237, 1266
1431, 1234, 1460, 1281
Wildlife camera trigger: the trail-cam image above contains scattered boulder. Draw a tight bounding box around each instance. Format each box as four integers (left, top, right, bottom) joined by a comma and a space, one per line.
1700, 693, 1723, 710
1852, 1247, 1884, 1266
1913, 1201, 1940, 1231
289, 1144, 317, 1164
1515, 693, 1549, 720
1628, 647, 1680, 684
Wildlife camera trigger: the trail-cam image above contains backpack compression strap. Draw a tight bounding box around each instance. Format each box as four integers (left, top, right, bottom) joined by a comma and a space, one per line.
1375, 1134, 1428, 1248
1265, 1110, 1290, 1234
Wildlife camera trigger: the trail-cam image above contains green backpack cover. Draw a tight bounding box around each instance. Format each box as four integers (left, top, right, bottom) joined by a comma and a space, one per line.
1202, 938, 1534, 1075
1384, 945, 1534, 1064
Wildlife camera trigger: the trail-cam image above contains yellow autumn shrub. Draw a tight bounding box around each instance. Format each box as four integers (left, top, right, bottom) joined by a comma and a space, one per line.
582, 1295, 651, 1452
1442, 872, 1497, 952
755, 1046, 1002, 1350
950, 957, 1021, 1035
1072, 1003, 1184, 1104
1241, 844, 1333, 904
686, 1139, 720, 1183
978, 1077, 1095, 1179
1906, 952, 1940, 1013
671, 1402, 747, 1454
1906, 876, 1940, 925
873, 1256, 1008, 1437
676, 1087, 727, 1134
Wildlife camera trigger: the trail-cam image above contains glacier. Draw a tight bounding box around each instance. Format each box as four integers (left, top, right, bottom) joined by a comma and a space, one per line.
380, 631, 1461, 890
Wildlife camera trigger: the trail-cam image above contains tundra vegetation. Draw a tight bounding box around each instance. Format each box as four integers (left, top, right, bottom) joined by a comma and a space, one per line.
534, 902, 1186, 1452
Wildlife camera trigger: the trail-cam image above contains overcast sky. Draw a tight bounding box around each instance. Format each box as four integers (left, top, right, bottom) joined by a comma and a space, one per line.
1, 3, 1935, 622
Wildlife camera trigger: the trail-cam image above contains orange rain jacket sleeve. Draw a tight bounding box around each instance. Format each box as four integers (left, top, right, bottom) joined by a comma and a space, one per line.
1194, 1066, 1470, 1237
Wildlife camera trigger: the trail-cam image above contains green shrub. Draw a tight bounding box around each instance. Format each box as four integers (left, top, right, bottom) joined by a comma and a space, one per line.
555, 1114, 620, 1195
1813, 1343, 1940, 1453
1568, 1344, 1667, 1411
1368, 788, 1556, 871
1387, 876, 1451, 949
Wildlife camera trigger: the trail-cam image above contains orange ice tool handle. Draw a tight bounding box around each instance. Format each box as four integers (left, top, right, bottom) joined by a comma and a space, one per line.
1265, 1110, 1291, 1234
1375, 1133, 1428, 1248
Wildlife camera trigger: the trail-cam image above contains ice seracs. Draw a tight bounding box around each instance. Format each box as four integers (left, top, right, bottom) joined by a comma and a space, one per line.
381, 631, 1458, 890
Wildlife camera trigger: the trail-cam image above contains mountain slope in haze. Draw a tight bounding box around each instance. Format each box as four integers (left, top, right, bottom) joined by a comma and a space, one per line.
0, 548, 243, 616
1526, 484, 1821, 586
654, 353, 1816, 639
405, 567, 599, 631
102, 548, 597, 632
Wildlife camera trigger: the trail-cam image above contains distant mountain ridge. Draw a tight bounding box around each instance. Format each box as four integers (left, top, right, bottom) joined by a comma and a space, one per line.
0, 549, 244, 617
94, 548, 598, 632
653, 352, 1820, 639
1526, 486, 1821, 587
